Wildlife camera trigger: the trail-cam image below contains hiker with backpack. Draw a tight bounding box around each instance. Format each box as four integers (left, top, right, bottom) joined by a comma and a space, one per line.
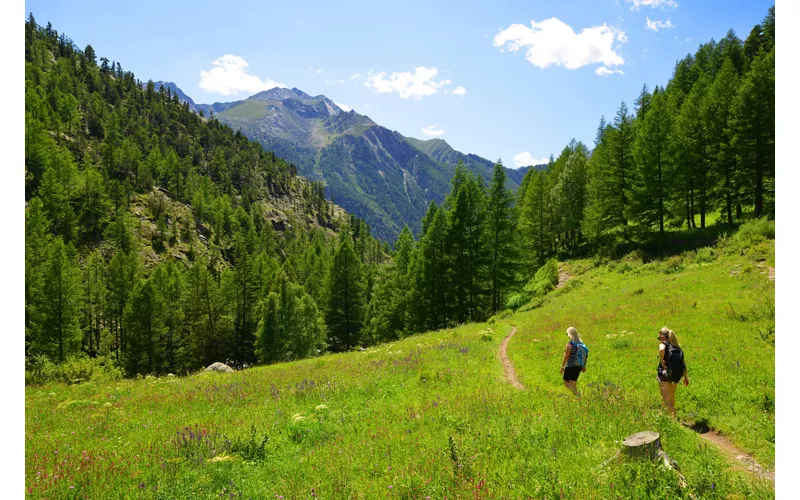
560, 327, 589, 397
657, 327, 689, 418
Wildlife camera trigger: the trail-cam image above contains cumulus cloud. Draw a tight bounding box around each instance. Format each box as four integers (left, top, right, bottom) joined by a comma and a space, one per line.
199, 55, 286, 95
513, 152, 550, 168
335, 102, 352, 112
452, 86, 467, 96
422, 125, 445, 137
365, 67, 454, 99
645, 17, 675, 31
493, 18, 626, 71
628, 0, 678, 10
596, 66, 625, 76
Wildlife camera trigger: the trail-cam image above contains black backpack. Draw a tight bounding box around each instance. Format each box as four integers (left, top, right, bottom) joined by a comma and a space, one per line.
664, 342, 685, 378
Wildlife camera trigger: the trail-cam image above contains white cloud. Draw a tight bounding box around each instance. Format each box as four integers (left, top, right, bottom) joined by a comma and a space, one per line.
199, 55, 286, 95
316, 69, 323, 74
349, 73, 361, 80
627, 0, 678, 10
596, 66, 624, 76
335, 102, 352, 112
452, 86, 467, 96
493, 18, 626, 71
422, 125, 445, 137
513, 152, 550, 168
365, 67, 454, 99
645, 17, 675, 31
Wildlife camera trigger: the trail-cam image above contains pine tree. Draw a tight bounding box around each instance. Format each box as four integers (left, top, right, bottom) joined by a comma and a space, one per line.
485, 162, 518, 314
124, 276, 164, 375
446, 168, 487, 323
731, 48, 775, 217
552, 143, 589, 250
631, 88, 675, 235
674, 75, 713, 228
409, 205, 449, 331
25, 197, 52, 357
38, 238, 83, 362
325, 237, 365, 351
608, 101, 635, 229
519, 169, 549, 270
106, 250, 138, 362
83, 251, 107, 357
152, 261, 184, 372
703, 59, 740, 224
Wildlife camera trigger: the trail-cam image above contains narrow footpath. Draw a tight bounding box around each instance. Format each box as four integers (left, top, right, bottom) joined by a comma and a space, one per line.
496, 262, 773, 485
498, 327, 525, 390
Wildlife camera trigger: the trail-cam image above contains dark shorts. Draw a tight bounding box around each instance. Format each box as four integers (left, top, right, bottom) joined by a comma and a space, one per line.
657, 368, 682, 383
563, 366, 582, 381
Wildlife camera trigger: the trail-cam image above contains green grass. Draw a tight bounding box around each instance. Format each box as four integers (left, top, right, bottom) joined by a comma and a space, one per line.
219, 101, 268, 119
25, 241, 774, 498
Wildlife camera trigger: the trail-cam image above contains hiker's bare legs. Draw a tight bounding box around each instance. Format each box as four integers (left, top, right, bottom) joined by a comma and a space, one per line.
564, 380, 579, 397
659, 381, 676, 416
667, 383, 678, 418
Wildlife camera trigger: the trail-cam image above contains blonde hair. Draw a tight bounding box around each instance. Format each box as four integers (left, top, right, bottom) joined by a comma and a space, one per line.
567, 327, 582, 343
659, 326, 681, 348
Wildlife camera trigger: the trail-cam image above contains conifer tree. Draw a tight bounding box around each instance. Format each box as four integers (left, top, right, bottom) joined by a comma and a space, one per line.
703, 59, 740, 224
731, 48, 775, 217
631, 89, 674, 235
38, 238, 83, 362
124, 276, 164, 374
325, 237, 365, 351
446, 168, 487, 323
675, 74, 713, 228
608, 101, 635, 229
486, 162, 518, 314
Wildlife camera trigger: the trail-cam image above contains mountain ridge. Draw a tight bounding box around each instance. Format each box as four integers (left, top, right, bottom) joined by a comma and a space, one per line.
174, 83, 542, 241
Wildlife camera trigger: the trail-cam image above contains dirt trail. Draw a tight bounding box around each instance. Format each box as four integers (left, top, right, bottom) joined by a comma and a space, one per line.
768, 266, 775, 282
556, 266, 571, 289
499, 327, 525, 390
687, 423, 775, 484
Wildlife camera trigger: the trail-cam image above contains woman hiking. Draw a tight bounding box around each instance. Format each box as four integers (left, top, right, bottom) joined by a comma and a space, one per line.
657, 327, 689, 418
560, 327, 588, 397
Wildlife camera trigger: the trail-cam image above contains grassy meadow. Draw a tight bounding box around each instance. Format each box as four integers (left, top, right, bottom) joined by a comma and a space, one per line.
25, 225, 775, 499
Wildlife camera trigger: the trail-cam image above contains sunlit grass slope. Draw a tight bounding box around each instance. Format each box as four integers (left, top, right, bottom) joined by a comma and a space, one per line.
25, 236, 774, 499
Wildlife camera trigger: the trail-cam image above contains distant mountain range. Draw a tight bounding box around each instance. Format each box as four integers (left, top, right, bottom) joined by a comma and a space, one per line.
154, 82, 542, 242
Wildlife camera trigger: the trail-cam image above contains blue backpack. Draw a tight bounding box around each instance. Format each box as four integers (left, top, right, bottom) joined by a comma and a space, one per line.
572, 342, 589, 367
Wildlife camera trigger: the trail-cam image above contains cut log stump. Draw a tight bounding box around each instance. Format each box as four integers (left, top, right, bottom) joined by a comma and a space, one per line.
622, 431, 662, 459
622, 431, 688, 489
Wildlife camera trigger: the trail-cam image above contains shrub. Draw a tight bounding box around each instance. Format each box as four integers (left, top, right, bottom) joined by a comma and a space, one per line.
695, 246, 715, 263
717, 217, 774, 255
534, 259, 560, 288
25, 354, 57, 385
506, 293, 531, 311
662, 255, 684, 274
230, 424, 270, 462
25, 355, 123, 385
622, 249, 647, 265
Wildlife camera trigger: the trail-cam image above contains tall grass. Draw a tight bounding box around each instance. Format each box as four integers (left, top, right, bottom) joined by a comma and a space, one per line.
25, 238, 774, 498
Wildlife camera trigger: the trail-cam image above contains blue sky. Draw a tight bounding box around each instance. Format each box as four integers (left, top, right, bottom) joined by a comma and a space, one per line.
25, 0, 774, 167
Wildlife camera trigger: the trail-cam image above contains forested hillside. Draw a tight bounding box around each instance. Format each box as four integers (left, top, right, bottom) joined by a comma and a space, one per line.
24, 5, 774, 382
202, 89, 527, 242
24, 15, 387, 379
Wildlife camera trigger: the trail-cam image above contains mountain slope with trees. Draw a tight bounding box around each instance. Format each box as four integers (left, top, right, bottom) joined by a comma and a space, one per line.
196, 90, 531, 242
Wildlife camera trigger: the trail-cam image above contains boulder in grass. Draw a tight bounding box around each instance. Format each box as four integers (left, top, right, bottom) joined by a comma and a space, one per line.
205, 362, 234, 373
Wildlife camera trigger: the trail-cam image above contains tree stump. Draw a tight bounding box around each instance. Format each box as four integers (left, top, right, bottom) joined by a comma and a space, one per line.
622, 431, 687, 489
622, 431, 662, 460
